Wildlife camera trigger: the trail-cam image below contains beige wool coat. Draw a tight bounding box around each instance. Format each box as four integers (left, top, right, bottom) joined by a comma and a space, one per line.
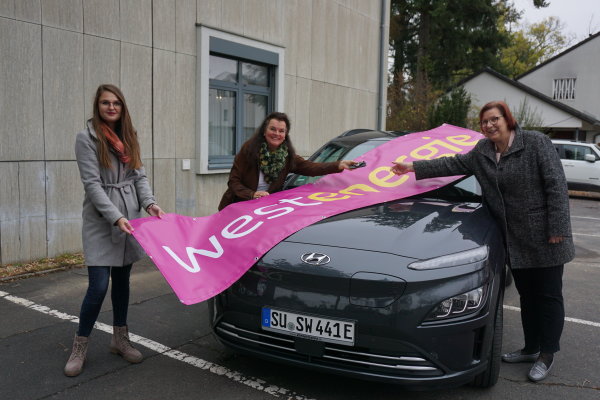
75, 120, 156, 266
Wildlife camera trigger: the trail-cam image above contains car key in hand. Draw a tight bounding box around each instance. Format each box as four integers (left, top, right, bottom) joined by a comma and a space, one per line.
349, 161, 367, 169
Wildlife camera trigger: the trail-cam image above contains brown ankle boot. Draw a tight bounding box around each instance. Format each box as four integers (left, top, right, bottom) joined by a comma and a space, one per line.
64, 334, 88, 377
110, 325, 143, 363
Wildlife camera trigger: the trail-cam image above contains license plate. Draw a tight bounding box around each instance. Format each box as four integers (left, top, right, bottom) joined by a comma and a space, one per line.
261, 307, 355, 346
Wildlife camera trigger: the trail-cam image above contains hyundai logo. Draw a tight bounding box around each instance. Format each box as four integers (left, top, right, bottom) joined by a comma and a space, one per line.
300, 252, 331, 265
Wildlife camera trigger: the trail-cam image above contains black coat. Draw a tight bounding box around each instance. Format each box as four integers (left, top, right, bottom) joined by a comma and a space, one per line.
414, 127, 575, 269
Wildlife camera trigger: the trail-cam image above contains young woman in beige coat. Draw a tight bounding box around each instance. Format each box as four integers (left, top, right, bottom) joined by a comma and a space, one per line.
65, 84, 165, 377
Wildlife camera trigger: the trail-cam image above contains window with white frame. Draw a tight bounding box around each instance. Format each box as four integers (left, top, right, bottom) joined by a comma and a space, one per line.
552, 78, 576, 100
198, 27, 285, 173
209, 55, 272, 169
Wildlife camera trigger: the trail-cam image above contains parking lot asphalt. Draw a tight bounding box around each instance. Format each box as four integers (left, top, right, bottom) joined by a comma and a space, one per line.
1, 197, 599, 400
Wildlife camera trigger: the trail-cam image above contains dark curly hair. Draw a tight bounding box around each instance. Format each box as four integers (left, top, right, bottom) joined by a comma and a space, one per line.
243, 112, 297, 166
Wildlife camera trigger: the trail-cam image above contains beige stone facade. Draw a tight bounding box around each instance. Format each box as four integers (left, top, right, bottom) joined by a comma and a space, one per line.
0, 0, 388, 264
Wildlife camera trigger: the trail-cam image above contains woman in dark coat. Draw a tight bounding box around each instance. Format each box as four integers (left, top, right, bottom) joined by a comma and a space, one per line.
65, 84, 165, 377
218, 112, 358, 210
391, 101, 574, 383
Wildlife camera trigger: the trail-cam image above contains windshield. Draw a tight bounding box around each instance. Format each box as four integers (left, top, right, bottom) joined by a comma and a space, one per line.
285, 138, 482, 202
287, 140, 384, 187
421, 175, 482, 202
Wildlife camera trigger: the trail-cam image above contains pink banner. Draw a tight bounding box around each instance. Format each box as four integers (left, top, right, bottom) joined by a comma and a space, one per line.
131, 124, 483, 305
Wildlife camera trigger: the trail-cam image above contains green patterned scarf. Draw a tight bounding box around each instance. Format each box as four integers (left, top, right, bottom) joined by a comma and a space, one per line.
259, 142, 288, 184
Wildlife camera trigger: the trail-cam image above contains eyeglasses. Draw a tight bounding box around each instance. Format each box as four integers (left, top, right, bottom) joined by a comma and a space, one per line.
481, 116, 502, 126
99, 100, 123, 109
267, 126, 287, 135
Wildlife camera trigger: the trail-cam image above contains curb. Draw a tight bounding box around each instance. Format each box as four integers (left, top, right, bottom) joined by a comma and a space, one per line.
569, 190, 600, 199
0, 264, 86, 283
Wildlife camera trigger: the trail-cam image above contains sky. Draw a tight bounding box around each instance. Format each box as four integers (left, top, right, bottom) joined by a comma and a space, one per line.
512, 0, 600, 42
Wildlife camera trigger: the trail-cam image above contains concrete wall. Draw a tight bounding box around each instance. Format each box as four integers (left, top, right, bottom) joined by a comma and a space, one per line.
0, 0, 387, 264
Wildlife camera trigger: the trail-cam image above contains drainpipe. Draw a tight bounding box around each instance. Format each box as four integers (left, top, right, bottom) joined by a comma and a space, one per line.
377, 0, 390, 131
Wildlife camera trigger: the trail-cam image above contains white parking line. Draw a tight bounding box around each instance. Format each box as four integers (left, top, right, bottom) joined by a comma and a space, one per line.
572, 216, 600, 221
0, 290, 315, 400
4, 288, 599, 395
572, 232, 600, 238
503, 305, 600, 328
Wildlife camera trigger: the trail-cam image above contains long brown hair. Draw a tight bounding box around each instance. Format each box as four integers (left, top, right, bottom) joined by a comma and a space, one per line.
243, 112, 297, 166
91, 84, 142, 169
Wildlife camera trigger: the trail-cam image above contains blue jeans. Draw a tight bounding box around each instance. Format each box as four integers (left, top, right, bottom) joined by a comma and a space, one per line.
77, 265, 132, 337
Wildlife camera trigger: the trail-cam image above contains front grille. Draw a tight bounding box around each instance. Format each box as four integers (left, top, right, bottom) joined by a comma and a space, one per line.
216, 322, 443, 377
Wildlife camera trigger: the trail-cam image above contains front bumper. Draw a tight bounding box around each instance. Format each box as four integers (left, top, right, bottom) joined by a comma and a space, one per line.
209, 287, 499, 389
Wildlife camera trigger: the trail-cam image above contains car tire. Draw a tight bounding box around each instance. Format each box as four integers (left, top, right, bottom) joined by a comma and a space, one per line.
471, 291, 504, 388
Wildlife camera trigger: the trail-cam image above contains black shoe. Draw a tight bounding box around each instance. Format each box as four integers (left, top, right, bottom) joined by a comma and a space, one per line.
528, 358, 554, 382
501, 349, 540, 363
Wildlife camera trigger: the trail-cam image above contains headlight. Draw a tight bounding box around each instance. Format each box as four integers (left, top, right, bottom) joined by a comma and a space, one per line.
425, 286, 485, 321
408, 246, 488, 270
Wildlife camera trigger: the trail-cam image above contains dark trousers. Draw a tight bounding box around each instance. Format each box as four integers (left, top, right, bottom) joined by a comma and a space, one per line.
77, 265, 132, 337
512, 265, 564, 354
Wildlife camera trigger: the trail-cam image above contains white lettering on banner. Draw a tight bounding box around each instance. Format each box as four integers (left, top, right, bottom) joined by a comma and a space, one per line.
162, 235, 224, 273
222, 215, 263, 239
278, 197, 322, 206
161, 196, 323, 274
253, 204, 295, 219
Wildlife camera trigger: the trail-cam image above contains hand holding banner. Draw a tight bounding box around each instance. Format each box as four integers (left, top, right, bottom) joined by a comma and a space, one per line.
130, 124, 483, 305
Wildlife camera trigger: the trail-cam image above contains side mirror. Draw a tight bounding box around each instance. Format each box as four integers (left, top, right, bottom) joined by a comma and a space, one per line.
584, 154, 596, 163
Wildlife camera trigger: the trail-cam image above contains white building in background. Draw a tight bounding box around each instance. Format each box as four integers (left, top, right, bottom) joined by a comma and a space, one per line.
0, 1, 391, 264
460, 32, 600, 143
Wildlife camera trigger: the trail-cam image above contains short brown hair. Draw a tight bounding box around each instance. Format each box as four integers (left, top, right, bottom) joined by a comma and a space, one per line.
479, 101, 517, 130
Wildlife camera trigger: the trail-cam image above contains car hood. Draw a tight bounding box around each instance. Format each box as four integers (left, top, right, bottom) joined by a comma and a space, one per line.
283, 198, 493, 260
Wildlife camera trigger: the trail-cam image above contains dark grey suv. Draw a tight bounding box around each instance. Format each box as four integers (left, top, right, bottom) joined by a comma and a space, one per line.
208, 130, 506, 389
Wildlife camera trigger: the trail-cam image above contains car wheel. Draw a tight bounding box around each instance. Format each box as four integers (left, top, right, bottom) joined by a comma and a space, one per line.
504, 266, 513, 287
471, 291, 504, 388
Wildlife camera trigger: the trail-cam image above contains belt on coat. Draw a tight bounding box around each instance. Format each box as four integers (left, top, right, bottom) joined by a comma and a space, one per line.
101, 180, 135, 192
102, 180, 136, 243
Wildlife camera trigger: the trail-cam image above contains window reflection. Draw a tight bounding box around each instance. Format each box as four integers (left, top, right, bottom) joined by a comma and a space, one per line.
208, 54, 272, 166
564, 144, 591, 161
244, 94, 267, 143
242, 62, 268, 86
209, 89, 236, 157
209, 55, 237, 82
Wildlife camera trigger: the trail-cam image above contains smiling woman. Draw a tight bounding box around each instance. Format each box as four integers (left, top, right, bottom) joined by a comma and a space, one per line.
206, 127, 506, 389
391, 100, 575, 383
65, 84, 166, 378
218, 112, 358, 210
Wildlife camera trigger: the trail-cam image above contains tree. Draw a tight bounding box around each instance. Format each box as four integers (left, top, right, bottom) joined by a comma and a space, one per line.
500, 17, 573, 77
386, 0, 561, 131
387, 0, 511, 131
513, 98, 545, 130
427, 88, 472, 129
389, 0, 511, 90
387, 72, 441, 131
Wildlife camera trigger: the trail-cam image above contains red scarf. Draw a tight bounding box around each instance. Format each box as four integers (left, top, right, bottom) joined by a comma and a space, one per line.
100, 123, 130, 164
